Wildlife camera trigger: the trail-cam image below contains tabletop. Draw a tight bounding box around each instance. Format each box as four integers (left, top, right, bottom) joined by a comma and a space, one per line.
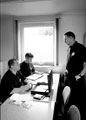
1, 73, 60, 120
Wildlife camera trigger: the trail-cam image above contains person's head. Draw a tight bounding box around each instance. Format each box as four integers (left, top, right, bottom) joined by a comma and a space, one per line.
25, 53, 34, 63
8, 58, 20, 73
64, 31, 76, 46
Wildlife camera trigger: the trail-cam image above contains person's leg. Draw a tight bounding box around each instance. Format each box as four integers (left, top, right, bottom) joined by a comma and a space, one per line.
76, 76, 86, 120
67, 76, 86, 119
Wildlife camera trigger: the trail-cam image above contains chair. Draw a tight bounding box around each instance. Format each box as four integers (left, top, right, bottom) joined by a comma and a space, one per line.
62, 86, 71, 105
53, 86, 71, 120
55, 86, 71, 118
61, 85, 71, 114
67, 105, 81, 120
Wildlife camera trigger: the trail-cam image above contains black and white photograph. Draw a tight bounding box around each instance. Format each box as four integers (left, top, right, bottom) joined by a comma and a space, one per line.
0, 0, 86, 120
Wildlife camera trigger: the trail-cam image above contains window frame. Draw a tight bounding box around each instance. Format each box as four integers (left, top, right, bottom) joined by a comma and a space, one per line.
18, 20, 58, 66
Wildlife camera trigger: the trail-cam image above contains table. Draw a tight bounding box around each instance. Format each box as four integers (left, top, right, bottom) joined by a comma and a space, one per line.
1, 74, 60, 120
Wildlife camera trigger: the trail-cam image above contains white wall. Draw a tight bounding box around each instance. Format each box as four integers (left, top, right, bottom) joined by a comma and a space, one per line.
0, 11, 86, 77
1, 16, 15, 61
0, 61, 8, 79
0, 16, 18, 79
58, 11, 86, 66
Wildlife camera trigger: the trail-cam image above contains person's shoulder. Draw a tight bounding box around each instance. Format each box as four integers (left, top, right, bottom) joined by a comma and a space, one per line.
20, 61, 26, 66
2, 70, 10, 77
1, 70, 10, 82
76, 41, 86, 49
5, 70, 13, 77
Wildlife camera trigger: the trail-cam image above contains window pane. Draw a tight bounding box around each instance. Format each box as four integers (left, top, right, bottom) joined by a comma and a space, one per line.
24, 26, 54, 65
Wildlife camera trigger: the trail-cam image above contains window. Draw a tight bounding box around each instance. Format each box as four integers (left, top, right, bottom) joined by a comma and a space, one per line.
18, 21, 57, 66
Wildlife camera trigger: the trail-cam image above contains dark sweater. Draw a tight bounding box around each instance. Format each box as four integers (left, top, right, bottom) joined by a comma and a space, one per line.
0, 70, 25, 103
20, 61, 35, 77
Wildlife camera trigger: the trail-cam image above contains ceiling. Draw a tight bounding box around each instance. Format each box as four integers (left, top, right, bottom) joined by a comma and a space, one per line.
0, 0, 86, 16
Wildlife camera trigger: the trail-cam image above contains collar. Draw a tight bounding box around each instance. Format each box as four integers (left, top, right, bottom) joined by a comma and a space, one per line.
70, 41, 77, 49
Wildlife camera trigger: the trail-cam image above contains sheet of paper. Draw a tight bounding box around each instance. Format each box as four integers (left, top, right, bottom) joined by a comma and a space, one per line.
34, 85, 48, 92
10, 93, 32, 102
26, 74, 43, 81
9, 93, 33, 108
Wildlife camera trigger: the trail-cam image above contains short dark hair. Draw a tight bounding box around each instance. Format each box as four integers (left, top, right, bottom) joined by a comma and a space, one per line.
25, 53, 34, 58
64, 31, 76, 39
8, 58, 17, 68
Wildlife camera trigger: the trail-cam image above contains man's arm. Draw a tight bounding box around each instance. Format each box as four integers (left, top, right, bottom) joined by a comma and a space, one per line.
80, 62, 86, 76
75, 62, 86, 80
10, 84, 31, 94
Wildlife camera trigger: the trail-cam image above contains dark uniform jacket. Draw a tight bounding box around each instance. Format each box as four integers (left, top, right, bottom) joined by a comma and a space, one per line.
66, 41, 86, 76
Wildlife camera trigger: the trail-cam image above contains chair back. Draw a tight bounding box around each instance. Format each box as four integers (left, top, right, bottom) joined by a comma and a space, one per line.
67, 105, 81, 120
62, 86, 71, 105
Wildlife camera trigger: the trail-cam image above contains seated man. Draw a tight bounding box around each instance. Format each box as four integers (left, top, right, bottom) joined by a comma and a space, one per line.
20, 53, 35, 77
0, 58, 31, 103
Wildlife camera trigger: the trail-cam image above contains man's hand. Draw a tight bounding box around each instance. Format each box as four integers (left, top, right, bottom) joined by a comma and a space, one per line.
75, 75, 81, 81
64, 69, 68, 76
21, 84, 32, 91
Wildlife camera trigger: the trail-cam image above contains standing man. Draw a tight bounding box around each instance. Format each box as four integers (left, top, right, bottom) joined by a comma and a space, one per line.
20, 53, 35, 77
64, 31, 86, 85
57, 31, 86, 118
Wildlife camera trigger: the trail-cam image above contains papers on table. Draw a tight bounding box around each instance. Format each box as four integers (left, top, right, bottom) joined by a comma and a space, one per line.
34, 85, 48, 92
10, 93, 32, 101
9, 93, 33, 108
26, 73, 43, 81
